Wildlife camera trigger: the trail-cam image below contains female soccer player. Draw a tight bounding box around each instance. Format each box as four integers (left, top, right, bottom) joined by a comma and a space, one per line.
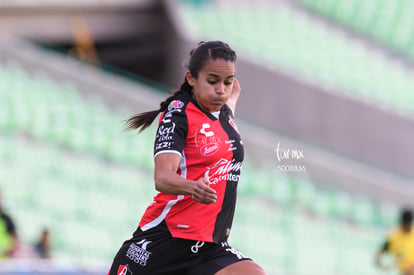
108, 41, 267, 275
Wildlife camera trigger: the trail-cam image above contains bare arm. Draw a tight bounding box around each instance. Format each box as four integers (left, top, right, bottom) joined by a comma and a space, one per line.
374, 242, 393, 271
226, 78, 241, 116
375, 251, 393, 271
154, 153, 217, 204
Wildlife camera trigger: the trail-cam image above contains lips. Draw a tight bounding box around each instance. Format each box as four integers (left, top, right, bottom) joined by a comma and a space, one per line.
212, 99, 224, 104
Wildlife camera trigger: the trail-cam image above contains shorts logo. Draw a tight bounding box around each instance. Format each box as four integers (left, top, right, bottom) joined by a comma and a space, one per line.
117, 264, 132, 275
221, 242, 246, 260
126, 239, 152, 267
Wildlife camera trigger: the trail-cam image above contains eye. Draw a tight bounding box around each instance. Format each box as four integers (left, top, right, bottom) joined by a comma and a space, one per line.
224, 81, 233, 86
207, 80, 217, 85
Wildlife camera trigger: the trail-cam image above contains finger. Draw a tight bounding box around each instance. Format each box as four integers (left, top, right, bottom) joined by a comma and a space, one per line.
232, 78, 241, 92
193, 195, 216, 204
193, 186, 217, 200
192, 184, 217, 204
198, 178, 216, 194
199, 177, 211, 186
192, 193, 217, 204
234, 78, 239, 87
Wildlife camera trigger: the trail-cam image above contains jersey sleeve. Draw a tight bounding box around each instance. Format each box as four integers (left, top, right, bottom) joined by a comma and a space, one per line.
153, 106, 188, 158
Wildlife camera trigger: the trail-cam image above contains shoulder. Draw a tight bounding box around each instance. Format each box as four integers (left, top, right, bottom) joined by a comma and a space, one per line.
159, 94, 190, 125
162, 93, 191, 119
387, 228, 403, 241
168, 92, 191, 110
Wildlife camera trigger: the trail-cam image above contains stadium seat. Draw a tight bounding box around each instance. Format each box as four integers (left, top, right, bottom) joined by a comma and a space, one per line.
298, 0, 414, 66
177, 1, 414, 118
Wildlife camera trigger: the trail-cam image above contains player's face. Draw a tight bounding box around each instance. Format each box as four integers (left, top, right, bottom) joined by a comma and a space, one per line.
187, 58, 236, 113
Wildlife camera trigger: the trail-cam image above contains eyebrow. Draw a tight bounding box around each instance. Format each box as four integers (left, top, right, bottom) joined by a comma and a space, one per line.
207, 73, 235, 79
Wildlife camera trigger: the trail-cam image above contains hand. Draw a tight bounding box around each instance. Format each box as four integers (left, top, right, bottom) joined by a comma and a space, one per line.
191, 178, 217, 204
375, 253, 393, 271
226, 78, 241, 115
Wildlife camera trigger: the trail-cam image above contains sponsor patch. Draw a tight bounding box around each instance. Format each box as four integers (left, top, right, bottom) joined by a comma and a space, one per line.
168, 100, 184, 111
204, 158, 242, 184
194, 124, 221, 156
200, 143, 220, 156
126, 239, 152, 267
155, 122, 176, 150
226, 139, 237, 152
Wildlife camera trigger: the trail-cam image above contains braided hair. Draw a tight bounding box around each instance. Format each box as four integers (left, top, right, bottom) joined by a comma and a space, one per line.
125, 41, 237, 132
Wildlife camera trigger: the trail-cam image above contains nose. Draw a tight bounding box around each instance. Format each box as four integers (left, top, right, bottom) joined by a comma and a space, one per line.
216, 82, 225, 95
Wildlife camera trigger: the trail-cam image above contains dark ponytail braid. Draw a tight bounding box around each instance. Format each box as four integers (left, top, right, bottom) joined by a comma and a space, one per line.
125, 40, 236, 132
125, 79, 192, 132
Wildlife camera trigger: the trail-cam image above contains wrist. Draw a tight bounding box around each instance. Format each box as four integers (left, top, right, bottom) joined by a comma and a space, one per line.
183, 180, 196, 196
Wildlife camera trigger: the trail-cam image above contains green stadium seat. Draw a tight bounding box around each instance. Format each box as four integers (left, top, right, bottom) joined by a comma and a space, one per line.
331, 189, 353, 219
299, 0, 414, 70
350, 195, 376, 225
295, 176, 316, 209
392, 8, 414, 52
334, 0, 359, 27
371, 0, 400, 43
178, 1, 414, 118
272, 173, 294, 207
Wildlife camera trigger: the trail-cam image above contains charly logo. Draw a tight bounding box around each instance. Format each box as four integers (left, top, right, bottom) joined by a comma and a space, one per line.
200, 123, 214, 137
126, 239, 152, 267
275, 142, 306, 172
195, 123, 221, 156
117, 264, 132, 275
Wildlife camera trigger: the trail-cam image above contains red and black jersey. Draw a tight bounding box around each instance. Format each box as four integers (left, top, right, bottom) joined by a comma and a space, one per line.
138, 92, 244, 243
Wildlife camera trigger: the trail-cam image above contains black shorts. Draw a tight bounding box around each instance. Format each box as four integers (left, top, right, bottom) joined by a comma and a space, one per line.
108, 224, 251, 275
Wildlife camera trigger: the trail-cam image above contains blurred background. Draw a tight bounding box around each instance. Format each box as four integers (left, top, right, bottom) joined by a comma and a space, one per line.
0, 0, 414, 274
